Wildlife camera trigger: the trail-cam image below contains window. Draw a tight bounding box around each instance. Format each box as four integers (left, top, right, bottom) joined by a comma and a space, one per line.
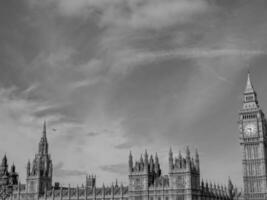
246, 96, 254, 102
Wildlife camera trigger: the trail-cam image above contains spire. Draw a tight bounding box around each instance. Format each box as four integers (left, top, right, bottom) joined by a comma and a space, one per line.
2, 154, 7, 163
2, 154, 7, 168
140, 154, 144, 171
169, 147, 173, 171
27, 160, 31, 176
115, 179, 118, 187
195, 149, 200, 171
11, 163, 15, 173
155, 153, 160, 176
155, 153, 159, 168
242, 72, 259, 109
39, 121, 48, 154
144, 150, 148, 163
244, 72, 254, 94
228, 177, 234, 197
128, 151, 133, 172
169, 147, 173, 159
144, 150, 148, 172
186, 146, 190, 159
149, 155, 154, 172
43, 120, 47, 139
155, 153, 159, 163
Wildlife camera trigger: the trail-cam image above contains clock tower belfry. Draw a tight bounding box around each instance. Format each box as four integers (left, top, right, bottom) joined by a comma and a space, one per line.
239, 73, 267, 200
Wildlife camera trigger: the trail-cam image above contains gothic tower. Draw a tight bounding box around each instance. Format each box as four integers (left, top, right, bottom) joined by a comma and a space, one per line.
128, 150, 162, 200
239, 73, 267, 200
86, 174, 96, 188
26, 121, 53, 195
0, 155, 18, 186
168, 147, 200, 200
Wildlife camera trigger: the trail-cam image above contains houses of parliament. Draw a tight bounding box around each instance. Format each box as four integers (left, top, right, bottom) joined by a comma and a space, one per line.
1, 73, 267, 200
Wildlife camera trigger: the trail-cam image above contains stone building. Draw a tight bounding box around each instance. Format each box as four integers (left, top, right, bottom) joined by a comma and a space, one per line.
0, 154, 18, 187
86, 175, 96, 189
239, 73, 267, 200
26, 121, 53, 195
11, 74, 267, 200
10, 145, 240, 200
128, 148, 240, 200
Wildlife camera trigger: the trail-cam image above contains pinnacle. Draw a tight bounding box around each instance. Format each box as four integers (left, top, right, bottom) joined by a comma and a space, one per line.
42, 120, 48, 141
43, 121, 46, 135
244, 72, 254, 93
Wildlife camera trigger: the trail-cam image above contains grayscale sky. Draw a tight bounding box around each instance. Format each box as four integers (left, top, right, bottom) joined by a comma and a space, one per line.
1, 0, 267, 188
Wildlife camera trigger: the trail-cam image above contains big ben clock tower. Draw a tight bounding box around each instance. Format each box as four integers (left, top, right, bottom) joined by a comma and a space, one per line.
239, 73, 267, 200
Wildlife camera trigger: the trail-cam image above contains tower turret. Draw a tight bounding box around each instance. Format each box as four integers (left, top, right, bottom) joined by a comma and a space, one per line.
86, 174, 96, 188
154, 153, 160, 177
195, 149, 199, 172
11, 163, 15, 173
1, 154, 8, 169
140, 155, 144, 171
149, 155, 154, 173
27, 160, 31, 176
168, 146, 200, 199
129, 151, 133, 173
169, 147, 173, 171
144, 150, 148, 172
186, 146, 190, 160
9, 163, 18, 185
186, 146, 191, 169
228, 177, 234, 199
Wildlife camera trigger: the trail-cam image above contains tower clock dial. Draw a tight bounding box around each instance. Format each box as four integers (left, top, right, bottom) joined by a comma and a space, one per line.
244, 123, 257, 136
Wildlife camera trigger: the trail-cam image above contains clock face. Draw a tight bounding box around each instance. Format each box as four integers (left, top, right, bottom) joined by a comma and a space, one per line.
244, 123, 257, 136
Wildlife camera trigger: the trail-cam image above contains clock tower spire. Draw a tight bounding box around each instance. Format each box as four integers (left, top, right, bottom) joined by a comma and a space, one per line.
239, 72, 267, 200
242, 72, 259, 110
245, 71, 254, 93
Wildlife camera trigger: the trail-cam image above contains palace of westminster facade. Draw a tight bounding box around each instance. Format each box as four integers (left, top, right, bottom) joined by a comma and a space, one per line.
1, 73, 267, 200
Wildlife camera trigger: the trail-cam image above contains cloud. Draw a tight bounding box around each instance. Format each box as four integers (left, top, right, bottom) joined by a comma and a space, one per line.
100, 163, 128, 175
111, 48, 265, 71
0, 85, 70, 182
115, 142, 134, 150
99, 0, 210, 30
28, 0, 210, 30
54, 162, 87, 177
3, 0, 267, 187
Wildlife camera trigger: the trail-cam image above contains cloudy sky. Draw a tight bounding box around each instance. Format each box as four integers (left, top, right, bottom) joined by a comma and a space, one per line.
1, 0, 267, 188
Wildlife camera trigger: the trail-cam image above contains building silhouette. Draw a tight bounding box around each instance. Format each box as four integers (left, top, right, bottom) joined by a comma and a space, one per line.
0, 154, 18, 187
9, 74, 267, 200
239, 73, 267, 200
26, 121, 53, 195
9, 116, 241, 200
